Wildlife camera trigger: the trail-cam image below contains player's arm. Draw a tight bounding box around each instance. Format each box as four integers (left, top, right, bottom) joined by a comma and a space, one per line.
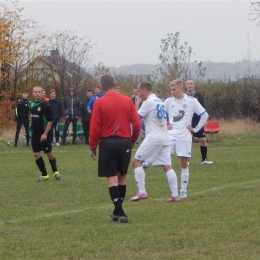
187, 111, 208, 133
41, 121, 53, 141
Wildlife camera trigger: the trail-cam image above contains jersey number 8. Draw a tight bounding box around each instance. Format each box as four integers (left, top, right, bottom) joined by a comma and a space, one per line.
156, 104, 167, 119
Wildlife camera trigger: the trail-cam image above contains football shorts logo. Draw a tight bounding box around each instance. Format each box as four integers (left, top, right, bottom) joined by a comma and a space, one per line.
173, 110, 185, 122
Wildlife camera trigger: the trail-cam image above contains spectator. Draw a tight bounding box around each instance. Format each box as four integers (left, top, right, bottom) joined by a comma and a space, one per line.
62, 87, 81, 145
14, 91, 30, 147
87, 85, 104, 113
81, 89, 93, 145
48, 89, 63, 146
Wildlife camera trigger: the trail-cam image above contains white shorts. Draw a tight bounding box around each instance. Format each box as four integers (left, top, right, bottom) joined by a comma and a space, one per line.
134, 138, 171, 166
170, 139, 192, 158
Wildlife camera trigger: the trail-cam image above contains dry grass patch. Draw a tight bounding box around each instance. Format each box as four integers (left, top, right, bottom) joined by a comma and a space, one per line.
218, 118, 260, 137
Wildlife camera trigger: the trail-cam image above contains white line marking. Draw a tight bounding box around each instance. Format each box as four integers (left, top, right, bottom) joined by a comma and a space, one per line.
0, 178, 259, 226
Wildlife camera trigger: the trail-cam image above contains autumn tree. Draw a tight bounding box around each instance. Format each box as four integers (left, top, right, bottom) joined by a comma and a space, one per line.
0, 1, 45, 97
153, 32, 206, 85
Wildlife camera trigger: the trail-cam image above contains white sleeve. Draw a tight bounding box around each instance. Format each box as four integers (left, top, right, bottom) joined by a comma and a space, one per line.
193, 112, 209, 133
137, 99, 150, 118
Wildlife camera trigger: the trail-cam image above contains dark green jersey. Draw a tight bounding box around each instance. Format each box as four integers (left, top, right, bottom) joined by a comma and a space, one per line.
30, 99, 53, 135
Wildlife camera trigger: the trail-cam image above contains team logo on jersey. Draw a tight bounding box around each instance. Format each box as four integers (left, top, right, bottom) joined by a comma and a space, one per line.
25, 104, 28, 107
182, 104, 187, 109
37, 107, 41, 111
172, 110, 185, 122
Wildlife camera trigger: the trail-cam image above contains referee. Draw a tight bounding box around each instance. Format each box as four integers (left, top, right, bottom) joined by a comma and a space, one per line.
90, 74, 141, 223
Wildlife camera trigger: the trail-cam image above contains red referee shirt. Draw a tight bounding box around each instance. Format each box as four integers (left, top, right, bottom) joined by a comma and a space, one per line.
90, 91, 141, 149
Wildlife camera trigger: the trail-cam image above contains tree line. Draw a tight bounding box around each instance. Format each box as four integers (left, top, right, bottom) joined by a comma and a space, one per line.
1, 1, 259, 132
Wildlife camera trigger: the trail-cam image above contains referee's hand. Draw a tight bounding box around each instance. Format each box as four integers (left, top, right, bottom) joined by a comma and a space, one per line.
90, 148, 96, 161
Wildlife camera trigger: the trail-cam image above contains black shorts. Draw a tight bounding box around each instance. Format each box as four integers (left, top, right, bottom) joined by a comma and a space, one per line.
31, 133, 52, 153
193, 127, 206, 138
98, 137, 132, 177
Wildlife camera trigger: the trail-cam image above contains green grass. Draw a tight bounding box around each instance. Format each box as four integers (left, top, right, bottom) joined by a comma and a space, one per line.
0, 134, 260, 260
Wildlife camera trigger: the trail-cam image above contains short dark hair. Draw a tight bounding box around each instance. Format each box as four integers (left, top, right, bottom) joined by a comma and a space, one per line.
100, 74, 116, 91
139, 82, 152, 91
87, 89, 93, 93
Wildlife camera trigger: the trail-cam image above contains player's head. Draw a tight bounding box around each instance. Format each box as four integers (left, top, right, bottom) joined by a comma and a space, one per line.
186, 79, 195, 93
32, 86, 43, 101
170, 79, 184, 99
100, 74, 116, 92
138, 82, 152, 100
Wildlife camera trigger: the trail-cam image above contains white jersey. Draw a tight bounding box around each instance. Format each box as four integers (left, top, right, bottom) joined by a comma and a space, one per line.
164, 94, 206, 142
138, 93, 169, 145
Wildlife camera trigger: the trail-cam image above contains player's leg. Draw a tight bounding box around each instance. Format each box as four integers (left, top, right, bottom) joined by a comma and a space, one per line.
99, 137, 128, 223
32, 137, 49, 181
176, 140, 191, 198
14, 119, 22, 147
44, 135, 61, 181
131, 139, 157, 201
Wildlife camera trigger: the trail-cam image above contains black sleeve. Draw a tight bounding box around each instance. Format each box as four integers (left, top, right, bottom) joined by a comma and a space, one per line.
45, 103, 54, 122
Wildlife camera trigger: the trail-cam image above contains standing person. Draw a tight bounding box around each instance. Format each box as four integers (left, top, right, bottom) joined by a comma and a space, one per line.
62, 87, 81, 145
29, 86, 61, 182
14, 91, 30, 147
42, 89, 50, 101
81, 89, 93, 145
87, 85, 104, 114
90, 74, 141, 223
48, 89, 63, 146
130, 82, 180, 203
186, 79, 213, 164
165, 79, 209, 199
131, 85, 139, 105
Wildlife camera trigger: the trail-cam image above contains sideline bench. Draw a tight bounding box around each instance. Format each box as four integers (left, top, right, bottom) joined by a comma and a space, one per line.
205, 120, 220, 139
25, 124, 84, 140
59, 123, 84, 139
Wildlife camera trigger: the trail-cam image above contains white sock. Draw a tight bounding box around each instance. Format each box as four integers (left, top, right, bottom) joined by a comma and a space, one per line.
166, 169, 178, 197
181, 168, 189, 193
134, 167, 146, 194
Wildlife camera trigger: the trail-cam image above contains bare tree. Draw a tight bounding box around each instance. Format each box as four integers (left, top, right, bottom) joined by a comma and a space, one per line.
248, 1, 260, 25
153, 32, 206, 84
44, 30, 93, 97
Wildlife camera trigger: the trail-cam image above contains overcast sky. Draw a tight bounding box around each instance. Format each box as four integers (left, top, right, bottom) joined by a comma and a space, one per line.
17, 0, 260, 67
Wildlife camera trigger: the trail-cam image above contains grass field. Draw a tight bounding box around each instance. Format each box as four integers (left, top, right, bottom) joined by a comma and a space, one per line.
0, 131, 260, 260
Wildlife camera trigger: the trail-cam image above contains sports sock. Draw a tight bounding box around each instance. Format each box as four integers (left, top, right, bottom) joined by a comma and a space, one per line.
49, 158, 57, 172
109, 186, 125, 216
200, 146, 207, 161
134, 167, 147, 194
181, 168, 189, 193
36, 156, 47, 176
166, 169, 178, 197
118, 185, 126, 204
